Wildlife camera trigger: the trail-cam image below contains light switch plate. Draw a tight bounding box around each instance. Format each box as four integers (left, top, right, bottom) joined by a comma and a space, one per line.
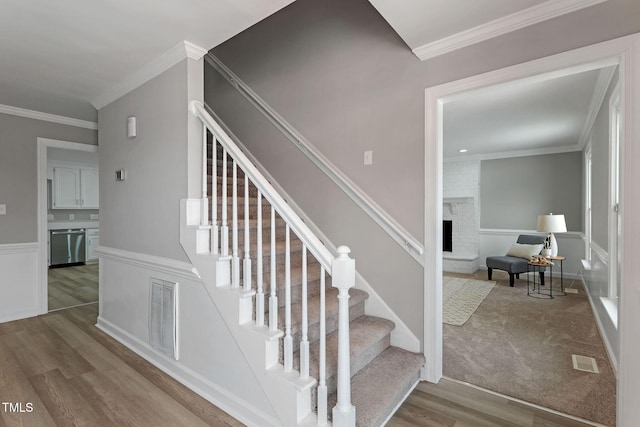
0, 204, 5, 215
364, 150, 373, 165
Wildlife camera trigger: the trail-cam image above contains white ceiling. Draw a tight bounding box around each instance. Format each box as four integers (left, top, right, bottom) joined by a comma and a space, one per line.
0, 0, 612, 162
443, 68, 610, 160
0, 0, 294, 121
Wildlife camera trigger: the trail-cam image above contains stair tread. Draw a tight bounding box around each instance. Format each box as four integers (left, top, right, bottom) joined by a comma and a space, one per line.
295, 315, 395, 382
282, 288, 368, 330
329, 347, 425, 427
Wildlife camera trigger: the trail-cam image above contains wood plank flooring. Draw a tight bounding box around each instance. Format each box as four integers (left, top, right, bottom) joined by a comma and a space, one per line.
0, 304, 243, 427
48, 264, 99, 311
0, 303, 595, 426
389, 379, 595, 427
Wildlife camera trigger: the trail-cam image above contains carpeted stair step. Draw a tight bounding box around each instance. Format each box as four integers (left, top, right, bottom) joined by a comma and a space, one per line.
295, 315, 395, 398
275, 288, 368, 357
328, 346, 425, 427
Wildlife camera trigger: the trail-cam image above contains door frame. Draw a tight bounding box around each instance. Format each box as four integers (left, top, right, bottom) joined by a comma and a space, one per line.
37, 137, 98, 314
424, 33, 640, 423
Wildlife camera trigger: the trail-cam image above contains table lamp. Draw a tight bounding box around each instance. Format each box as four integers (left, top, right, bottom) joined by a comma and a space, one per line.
537, 213, 567, 257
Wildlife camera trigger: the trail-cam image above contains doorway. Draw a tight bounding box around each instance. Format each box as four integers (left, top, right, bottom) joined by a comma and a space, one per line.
37, 138, 99, 313
423, 34, 640, 424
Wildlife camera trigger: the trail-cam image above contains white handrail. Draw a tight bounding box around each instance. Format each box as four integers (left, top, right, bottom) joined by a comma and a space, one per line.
205, 53, 424, 265
190, 100, 334, 271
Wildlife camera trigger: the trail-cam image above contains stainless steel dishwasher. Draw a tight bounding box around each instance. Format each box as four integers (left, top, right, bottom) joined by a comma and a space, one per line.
50, 229, 86, 267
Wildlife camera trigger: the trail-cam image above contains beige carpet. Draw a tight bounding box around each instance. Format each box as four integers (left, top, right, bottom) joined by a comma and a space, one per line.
443, 271, 616, 426
443, 277, 495, 326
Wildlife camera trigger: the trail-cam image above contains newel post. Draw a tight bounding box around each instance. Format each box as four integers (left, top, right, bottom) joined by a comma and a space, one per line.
332, 246, 356, 426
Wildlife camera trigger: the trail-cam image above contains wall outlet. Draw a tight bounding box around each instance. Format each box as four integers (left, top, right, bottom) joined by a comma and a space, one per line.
364, 150, 373, 165
69, 214, 75, 220
90, 214, 99, 220
0, 204, 5, 215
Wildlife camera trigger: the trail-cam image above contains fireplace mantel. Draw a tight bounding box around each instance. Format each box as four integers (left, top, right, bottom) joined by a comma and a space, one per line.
443, 197, 473, 214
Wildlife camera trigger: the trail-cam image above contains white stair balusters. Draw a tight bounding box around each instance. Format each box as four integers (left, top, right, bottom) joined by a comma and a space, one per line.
211, 136, 219, 255
269, 205, 278, 332
332, 246, 356, 426
256, 191, 264, 327
231, 161, 239, 288
243, 174, 251, 292
318, 268, 328, 426
201, 124, 209, 228
284, 225, 293, 373
300, 245, 309, 379
190, 101, 356, 427
220, 147, 229, 257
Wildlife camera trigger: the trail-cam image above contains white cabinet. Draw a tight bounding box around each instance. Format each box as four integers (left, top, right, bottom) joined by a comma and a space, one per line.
52, 167, 99, 209
80, 169, 99, 208
86, 228, 100, 262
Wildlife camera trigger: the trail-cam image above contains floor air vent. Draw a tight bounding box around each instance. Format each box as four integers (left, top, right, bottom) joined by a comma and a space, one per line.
572, 354, 599, 373
149, 278, 178, 360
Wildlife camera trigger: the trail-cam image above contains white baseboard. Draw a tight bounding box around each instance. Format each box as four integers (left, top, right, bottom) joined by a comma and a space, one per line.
96, 316, 281, 427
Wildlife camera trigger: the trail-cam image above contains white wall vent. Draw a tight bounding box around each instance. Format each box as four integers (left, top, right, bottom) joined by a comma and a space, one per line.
149, 278, 179, 360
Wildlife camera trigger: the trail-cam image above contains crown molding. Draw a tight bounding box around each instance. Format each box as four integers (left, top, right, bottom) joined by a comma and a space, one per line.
444, 143, 583, 162
0, 104, 98, 130
92, 40, 208, 110
413, 0, 608, 61
578, 65, 616, 149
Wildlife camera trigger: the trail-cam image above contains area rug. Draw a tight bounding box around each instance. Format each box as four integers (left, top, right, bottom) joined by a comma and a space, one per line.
443, 277, 495, 325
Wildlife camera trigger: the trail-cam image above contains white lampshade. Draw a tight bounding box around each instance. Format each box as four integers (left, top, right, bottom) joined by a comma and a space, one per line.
537, 214, 567, 233
537, 213, 567, 257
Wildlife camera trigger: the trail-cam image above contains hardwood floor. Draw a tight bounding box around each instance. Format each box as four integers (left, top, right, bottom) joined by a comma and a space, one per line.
389, 379, 595, 427
48, 264, 99, 311
0, 304, 243, 426
0, 302, 594, 426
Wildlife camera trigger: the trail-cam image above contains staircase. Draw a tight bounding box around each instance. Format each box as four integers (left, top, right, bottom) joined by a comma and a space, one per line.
181, 101, 424, 426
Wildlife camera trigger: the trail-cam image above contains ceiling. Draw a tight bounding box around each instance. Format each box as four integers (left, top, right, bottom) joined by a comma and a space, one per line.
0, 0, 611, 149
0, 0, 295, 121
443, 67, 613, 160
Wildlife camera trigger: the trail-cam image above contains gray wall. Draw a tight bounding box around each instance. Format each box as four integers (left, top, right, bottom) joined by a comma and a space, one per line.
480, 153, 583, 231
0, 113, 97, 244
207, 0, 640, 343
99, 59, 200, 262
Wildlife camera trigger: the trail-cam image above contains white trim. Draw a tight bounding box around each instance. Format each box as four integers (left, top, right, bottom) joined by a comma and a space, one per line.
205, 54, 424, 265
608, 81, 621, 301
96, 316, 281, 427
444, 143, 583, 162
92, 41, 208, 110
591, 240, 609, 265
583, 282, 619, 373
578, 66, 616, 148
412, 0, 608, 61
96, 246, 198, 281
0, 104, 97, 130
424, 34, 640, 407
202, 105, 421, 353
479, 228, 584, 240
37, 138, 99, 315
0, 242, 39, 255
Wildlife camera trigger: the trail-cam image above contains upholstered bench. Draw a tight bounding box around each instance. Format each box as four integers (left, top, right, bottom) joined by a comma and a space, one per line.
486, 234, 547, 287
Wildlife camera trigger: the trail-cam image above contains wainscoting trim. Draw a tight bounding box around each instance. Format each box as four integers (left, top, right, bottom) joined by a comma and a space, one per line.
96, 246, 199, 281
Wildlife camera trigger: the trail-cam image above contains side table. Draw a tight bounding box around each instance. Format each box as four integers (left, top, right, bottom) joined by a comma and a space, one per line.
527, 261, 554, 299
545, 255, 566, 296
